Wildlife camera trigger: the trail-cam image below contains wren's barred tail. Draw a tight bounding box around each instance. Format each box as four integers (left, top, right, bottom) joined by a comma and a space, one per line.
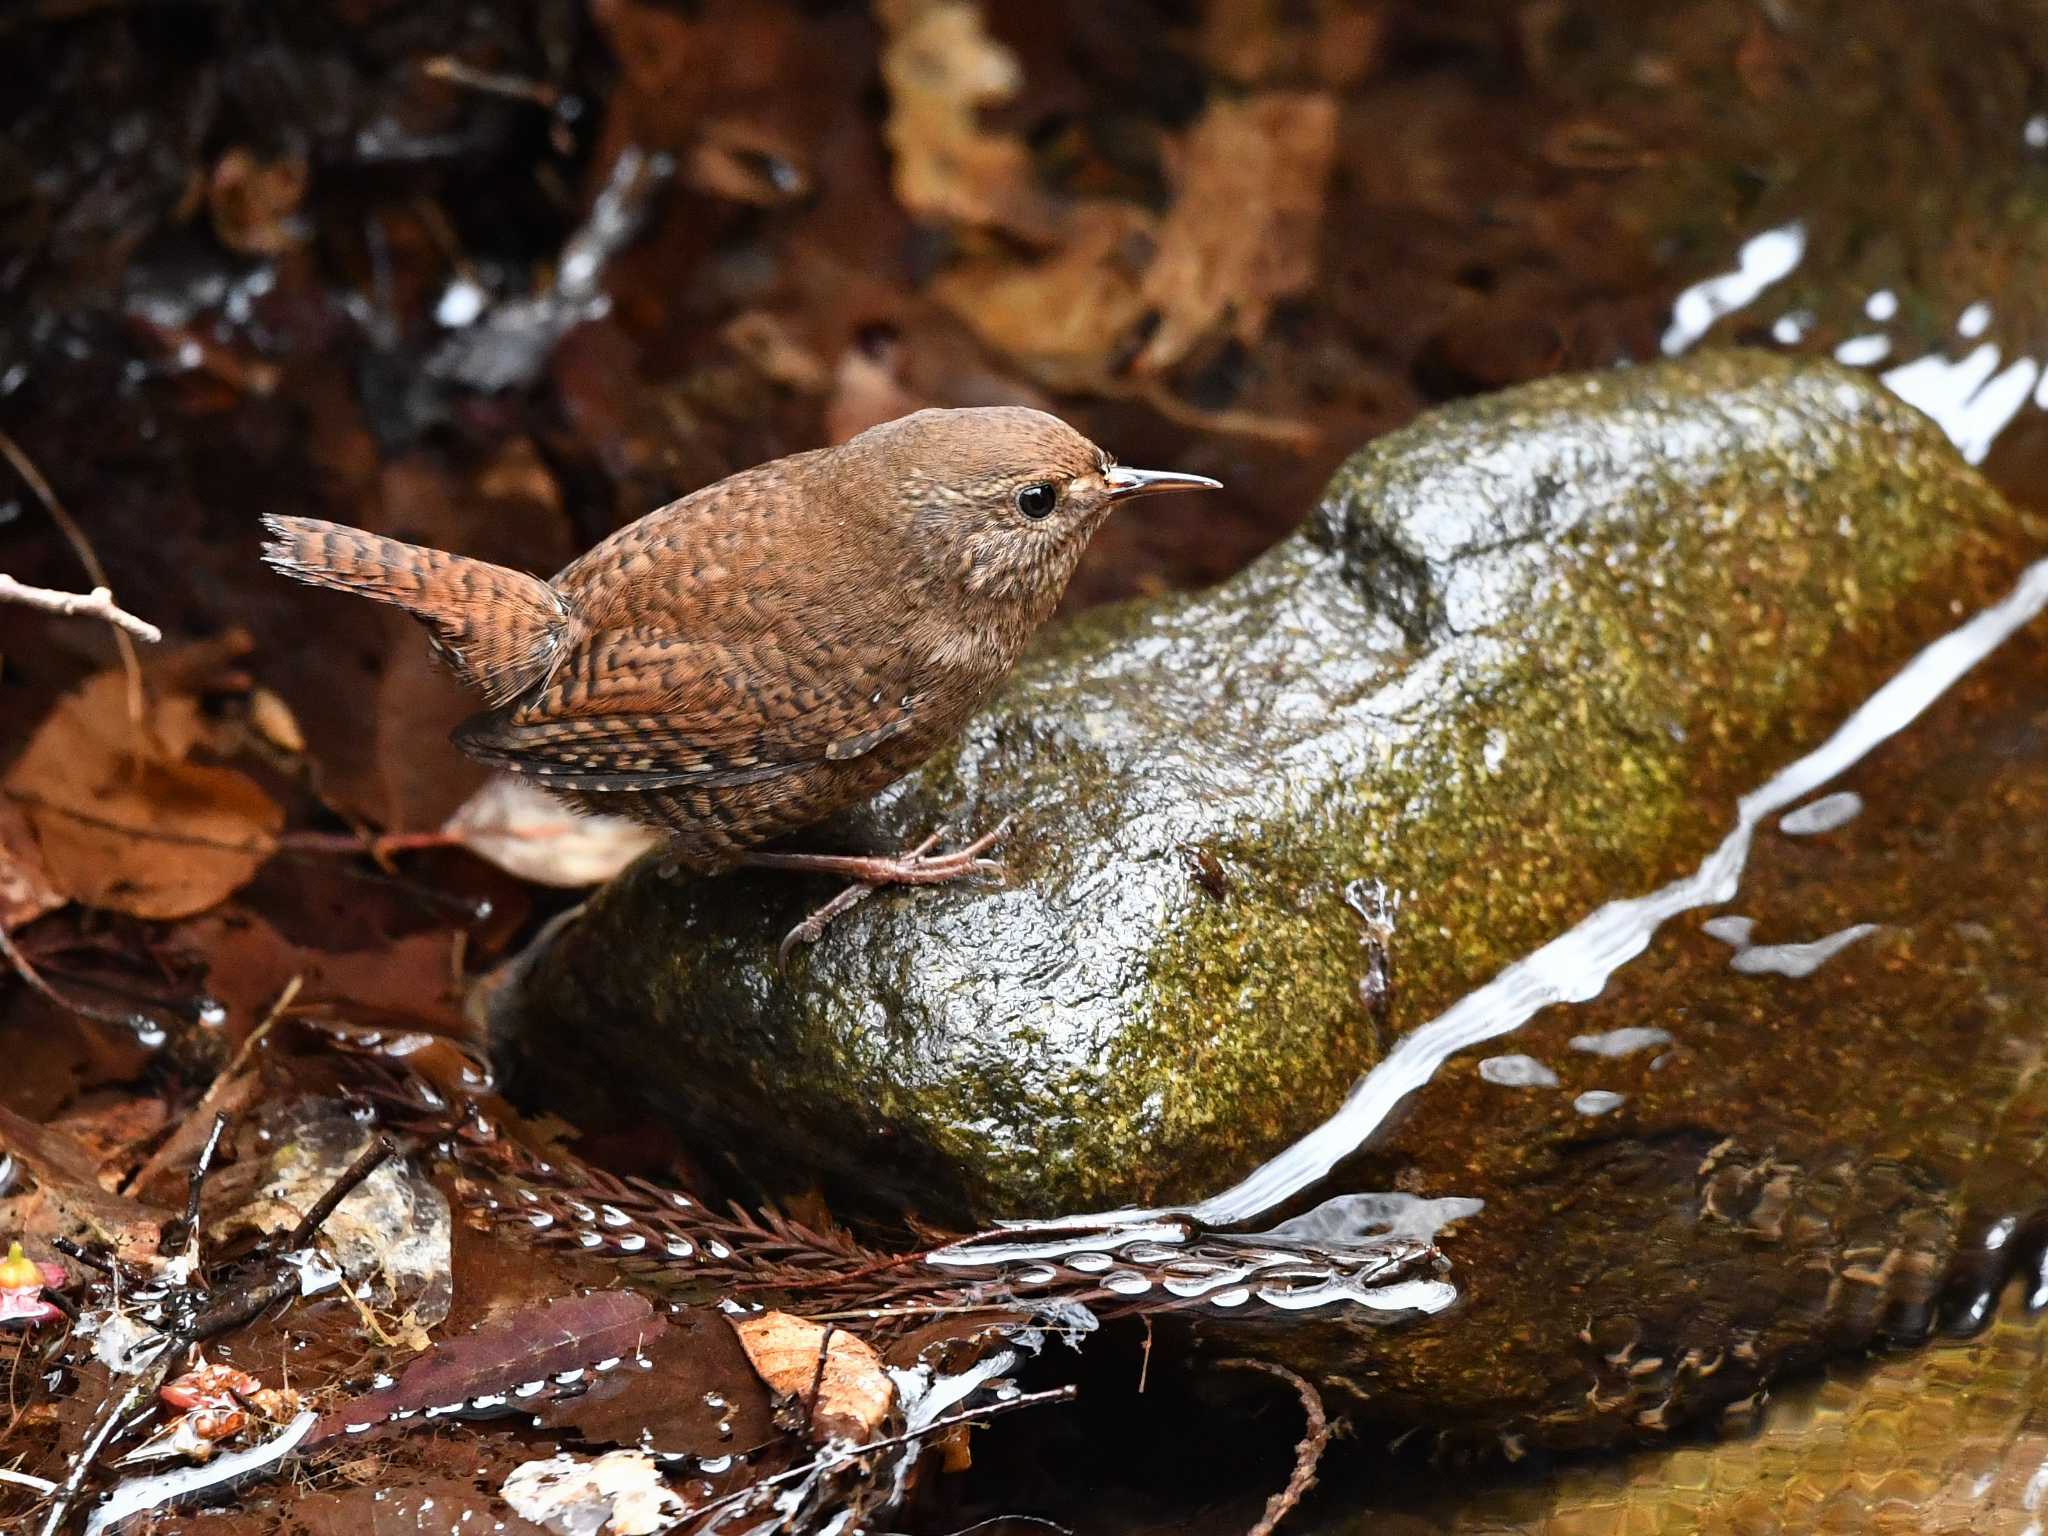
259, 515, 567, 705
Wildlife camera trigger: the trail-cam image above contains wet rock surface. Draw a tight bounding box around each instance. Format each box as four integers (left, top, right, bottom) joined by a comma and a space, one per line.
1247, 604, 2048, 1484
501, 350, 2036, 1224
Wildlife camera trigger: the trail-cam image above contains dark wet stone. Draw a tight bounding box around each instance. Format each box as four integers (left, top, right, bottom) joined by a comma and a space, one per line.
498, 351, 2033, 1223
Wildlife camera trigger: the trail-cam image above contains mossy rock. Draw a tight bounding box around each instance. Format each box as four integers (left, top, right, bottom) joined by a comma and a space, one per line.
498, 352, 2032, 1223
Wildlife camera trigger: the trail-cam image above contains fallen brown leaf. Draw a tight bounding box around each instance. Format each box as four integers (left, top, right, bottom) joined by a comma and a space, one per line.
877, 0, 1058, 239
732, 1310, 894, 1442
933, 200, 1157, 390
1135, 91, 1339, 374
537, 1307, 777, 1455
442, 775, 662, 887
310, 1290, 664, 1445
0, 1102, 169, 1260
290, 1476, 554, 1536
209, 147, 309, 257
6, 659, 283, 921
0, 797, 65, 929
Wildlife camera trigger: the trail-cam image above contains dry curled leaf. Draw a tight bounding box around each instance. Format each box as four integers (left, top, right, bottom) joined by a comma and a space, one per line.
0, 796, 65, 929
0, 1103, 168, 1260
933, 200, 1157, 390
1135, 91, 1338, 373
443, 775, 661, 887
6, 666, 282, 920
878, 0, 1057, 239
209, 147, 309, 257
501, 1450, 686, 1536
732, 1310, 894, 1442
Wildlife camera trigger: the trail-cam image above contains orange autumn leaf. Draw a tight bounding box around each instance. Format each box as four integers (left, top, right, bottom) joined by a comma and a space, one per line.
7, 667, 281, 921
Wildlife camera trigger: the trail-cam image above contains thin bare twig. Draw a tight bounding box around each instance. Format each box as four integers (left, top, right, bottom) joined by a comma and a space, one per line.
420, 55, 560, 109
285, 1137, 394, 1251
0, 574, 160, 641
0, 427, 146, 725
178, 1116, 230, 1266
1214, 1359, 1333, 1536
127, 977, 296, 1198
47, 1239, 115, 1277
803, 1324, 838, 1440
686, 1385, 1079, 1527
36, 1344, 178, 1536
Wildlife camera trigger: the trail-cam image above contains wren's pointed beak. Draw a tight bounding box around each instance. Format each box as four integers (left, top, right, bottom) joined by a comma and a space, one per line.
1103, 465, 1223, 502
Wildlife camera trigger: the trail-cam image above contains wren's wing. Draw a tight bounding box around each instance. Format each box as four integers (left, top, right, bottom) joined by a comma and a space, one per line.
449, 625, 918, 791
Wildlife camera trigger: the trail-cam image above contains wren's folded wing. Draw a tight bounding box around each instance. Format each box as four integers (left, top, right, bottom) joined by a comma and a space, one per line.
449, 627, 917, 790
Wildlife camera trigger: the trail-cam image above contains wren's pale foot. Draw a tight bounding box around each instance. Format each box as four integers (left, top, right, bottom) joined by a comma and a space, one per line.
766, 818, 1013, 962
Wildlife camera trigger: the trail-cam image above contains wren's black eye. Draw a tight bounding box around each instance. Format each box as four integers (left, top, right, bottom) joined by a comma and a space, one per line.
1014, 482, 1058, 519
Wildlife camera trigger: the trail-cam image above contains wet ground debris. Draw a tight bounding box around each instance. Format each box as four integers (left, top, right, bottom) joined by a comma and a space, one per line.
23, 1120, 393, 1535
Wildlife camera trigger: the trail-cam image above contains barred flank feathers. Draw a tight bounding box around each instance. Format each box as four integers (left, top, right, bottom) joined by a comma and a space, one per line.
260, 515, 568, 705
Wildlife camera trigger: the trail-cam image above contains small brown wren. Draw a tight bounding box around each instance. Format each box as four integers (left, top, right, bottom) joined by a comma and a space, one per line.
262, 407, 1218, 944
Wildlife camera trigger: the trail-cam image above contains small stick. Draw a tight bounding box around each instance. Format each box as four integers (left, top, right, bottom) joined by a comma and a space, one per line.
38, 1138, 401, 1533
688, 1384, 1078, 1526
36, 1343, 178, 1536
0, 427, 146, 726
48, 1238, 114, 1276
0, 575, 160, 641
420, 55, 560, 109
802, 1324, 838, 1440
180, 1136, 394, 1344
1213, 1359, 1333, 1536
179, 1116, 230, 1265
284, 1136, 393, 1250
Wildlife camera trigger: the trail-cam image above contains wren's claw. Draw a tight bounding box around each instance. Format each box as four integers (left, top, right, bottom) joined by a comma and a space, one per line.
864, 816, 1011, 884
773, 819, 1014, 963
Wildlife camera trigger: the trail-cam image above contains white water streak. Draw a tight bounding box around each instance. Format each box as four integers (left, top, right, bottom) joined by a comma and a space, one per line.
1188, 555, 2048, 1226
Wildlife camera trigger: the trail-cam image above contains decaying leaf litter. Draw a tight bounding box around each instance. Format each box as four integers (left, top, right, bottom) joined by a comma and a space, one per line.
3, 0, 2007, 1532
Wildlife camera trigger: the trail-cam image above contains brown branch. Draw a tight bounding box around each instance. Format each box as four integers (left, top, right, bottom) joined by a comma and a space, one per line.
0, 574, 160, 641
285, 1137, 395, 1251
1213, 1359, 1333, 1536
178, 1115, 231, 1265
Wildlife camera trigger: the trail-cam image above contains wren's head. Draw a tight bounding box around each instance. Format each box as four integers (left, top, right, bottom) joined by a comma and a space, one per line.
843, 406, 1220, 610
